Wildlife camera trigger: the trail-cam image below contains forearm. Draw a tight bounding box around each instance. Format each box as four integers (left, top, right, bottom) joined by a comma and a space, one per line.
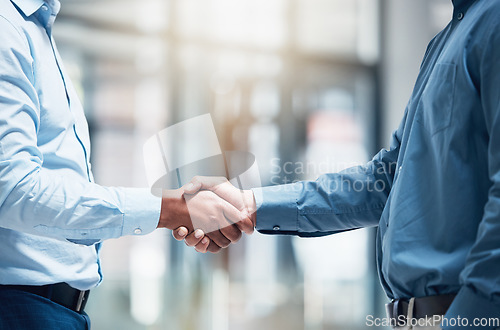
442, 19, 500, 328
0, 167, 160, 245
253, 165, 394, 237
252, 124, 400, 236
158, 188, 190, 230
444, 182, 500, 327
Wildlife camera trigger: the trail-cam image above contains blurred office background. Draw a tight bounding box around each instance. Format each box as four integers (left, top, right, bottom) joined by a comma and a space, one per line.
54, 0, 452, 329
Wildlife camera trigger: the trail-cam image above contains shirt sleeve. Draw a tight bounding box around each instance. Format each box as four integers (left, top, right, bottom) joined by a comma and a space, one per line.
443, 14, 500, 328
253, 110, 406, 237
0, 16, 160, 245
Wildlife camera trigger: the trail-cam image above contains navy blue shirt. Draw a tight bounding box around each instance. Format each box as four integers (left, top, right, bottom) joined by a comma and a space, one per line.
253, 0, 500, 326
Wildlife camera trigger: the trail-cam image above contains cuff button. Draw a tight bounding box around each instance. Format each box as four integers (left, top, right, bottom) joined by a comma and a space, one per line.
134, 228, 143, 235
273, 226, 280, 231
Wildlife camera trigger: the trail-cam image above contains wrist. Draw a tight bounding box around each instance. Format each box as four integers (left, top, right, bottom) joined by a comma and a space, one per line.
158, 188, 185, 229
243, 190, 257, 227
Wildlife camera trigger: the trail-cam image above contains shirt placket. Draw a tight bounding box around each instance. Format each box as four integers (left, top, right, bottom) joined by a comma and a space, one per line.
38, 2, 92, 182
37, 1, 101, 282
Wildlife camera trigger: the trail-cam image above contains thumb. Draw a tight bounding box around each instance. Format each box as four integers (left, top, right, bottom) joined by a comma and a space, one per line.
183, 181, 201, 194
220, 199, 255, 235
183, 176, 227, 195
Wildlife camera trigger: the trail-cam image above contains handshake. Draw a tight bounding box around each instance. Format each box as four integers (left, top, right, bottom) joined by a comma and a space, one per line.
157, 176, 257, 253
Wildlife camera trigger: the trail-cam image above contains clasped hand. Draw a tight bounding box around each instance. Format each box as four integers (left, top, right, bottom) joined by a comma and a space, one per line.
157, 176, 256, 253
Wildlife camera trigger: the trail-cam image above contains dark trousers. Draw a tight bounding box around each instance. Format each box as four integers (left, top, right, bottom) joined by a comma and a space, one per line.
0, 288, 90, 330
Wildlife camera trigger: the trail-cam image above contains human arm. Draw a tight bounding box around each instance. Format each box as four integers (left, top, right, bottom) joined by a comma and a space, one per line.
180, 120, 402, 238
0, 17, 163, 245
0, 16, 242, 249
441, 15, 500, 328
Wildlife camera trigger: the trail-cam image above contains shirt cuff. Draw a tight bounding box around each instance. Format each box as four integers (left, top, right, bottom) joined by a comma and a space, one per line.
122, 188, 161, 237
442, 285, 500, 329
252, 182, 301, 234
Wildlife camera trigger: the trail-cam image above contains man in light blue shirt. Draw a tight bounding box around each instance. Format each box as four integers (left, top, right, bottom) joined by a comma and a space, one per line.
0, 0, 252, 328
183, 0, 500, 328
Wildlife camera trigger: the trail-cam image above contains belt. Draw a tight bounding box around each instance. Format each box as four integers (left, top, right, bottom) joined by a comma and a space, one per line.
0, 283, 90, 314
386, 293, 456, 326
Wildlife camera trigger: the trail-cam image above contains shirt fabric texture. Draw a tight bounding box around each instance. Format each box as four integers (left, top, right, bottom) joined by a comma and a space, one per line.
0, 0, 161, 290
254, 0, 500, 327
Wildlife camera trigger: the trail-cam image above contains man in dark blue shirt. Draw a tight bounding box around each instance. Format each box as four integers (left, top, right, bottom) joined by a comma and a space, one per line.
180, 0, 500, 328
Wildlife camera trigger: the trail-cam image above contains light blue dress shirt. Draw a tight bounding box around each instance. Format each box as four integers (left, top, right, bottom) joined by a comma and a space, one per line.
254, 0, 500, 326
0, 0, 161, 290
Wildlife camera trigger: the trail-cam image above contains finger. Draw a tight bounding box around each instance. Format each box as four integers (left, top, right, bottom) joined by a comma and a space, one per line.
206, 181, 249, 213
220, 199, 254, 235
220, 224, 242, 243
195, 236, 210, 253
183, 176, 228, 194
184, 229, 205, 247
172, 227, 188, 241
182, 182, 201, 195
207, 240, 222, 253
235, 218, 255, 235
206, 230, 231, 248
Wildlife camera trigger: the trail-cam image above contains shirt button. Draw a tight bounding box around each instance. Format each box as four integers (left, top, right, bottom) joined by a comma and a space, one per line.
41, 5, 48, 11
399, 166, 403, 172
457, 12, 464, 20
273, 226, 280, 231
134, 228, 142, 235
